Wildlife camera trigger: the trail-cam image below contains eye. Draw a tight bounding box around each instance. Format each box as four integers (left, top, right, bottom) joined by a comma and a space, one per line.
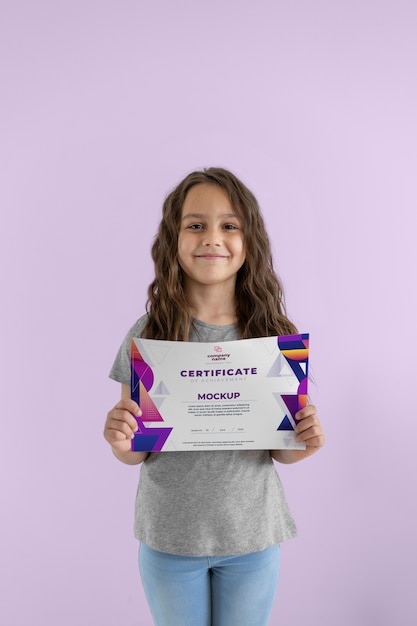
187, 223, 204, 230
223, 223, 239, 230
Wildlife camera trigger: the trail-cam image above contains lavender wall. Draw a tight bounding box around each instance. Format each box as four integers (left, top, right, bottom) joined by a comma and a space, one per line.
1, 1, 416, 624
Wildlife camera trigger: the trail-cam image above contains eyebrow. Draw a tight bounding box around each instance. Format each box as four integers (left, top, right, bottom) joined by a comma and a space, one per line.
181, 212, 239, 221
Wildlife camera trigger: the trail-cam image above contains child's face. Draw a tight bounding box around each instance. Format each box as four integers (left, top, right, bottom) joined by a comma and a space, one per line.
178, 183, 246, 293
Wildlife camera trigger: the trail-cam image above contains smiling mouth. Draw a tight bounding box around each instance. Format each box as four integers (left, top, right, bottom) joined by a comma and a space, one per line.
195, 254, 228, 259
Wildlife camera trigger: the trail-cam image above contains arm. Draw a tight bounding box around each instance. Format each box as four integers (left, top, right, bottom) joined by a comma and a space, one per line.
271, 404, 325, 464
103, 384, 149, 465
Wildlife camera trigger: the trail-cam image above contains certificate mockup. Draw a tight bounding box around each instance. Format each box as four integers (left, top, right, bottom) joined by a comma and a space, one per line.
130, 334, 309, 452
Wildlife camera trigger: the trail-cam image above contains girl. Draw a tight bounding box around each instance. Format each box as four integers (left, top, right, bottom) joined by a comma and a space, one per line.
104, 167, 325, 626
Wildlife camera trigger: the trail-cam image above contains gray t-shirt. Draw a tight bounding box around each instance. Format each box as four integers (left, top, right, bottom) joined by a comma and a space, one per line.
109, 315, 297, 556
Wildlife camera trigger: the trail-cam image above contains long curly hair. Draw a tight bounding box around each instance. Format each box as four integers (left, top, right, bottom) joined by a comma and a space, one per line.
143, 167, 298, 340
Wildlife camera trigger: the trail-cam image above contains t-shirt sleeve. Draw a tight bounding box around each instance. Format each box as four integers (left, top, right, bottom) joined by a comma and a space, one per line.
109, 315, 148, 386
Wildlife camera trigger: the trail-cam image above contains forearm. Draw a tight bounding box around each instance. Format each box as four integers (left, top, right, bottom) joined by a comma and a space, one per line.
112, 448, 149, 465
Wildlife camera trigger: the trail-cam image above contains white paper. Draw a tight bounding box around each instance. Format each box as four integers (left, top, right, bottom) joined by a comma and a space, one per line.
130, 333, 309, 452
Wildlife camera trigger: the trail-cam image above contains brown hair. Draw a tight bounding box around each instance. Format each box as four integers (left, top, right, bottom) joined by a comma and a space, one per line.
143, 167, 298, 340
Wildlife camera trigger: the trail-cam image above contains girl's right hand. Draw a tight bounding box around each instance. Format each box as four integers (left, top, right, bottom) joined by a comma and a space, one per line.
104, 399, 141, 453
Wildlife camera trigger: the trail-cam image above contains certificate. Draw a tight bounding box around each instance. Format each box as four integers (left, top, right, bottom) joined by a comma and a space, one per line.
130, 333, 309, 452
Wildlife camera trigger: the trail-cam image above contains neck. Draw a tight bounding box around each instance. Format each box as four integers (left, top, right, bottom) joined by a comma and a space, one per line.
185, 285, 237, 326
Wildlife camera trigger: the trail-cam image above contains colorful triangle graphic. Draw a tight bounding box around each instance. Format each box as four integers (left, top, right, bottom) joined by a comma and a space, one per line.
277, 415, 294, 431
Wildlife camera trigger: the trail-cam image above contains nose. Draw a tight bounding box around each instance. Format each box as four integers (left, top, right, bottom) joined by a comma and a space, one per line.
202, 226, 222, 246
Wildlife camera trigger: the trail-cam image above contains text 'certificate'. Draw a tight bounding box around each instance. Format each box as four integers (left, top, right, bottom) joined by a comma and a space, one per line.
130, 333, 309, 452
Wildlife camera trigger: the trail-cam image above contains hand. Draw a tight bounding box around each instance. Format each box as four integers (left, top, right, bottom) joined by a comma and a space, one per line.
271, 404, 324, 464
104, 398, 141, 453
294, 404, 325, 453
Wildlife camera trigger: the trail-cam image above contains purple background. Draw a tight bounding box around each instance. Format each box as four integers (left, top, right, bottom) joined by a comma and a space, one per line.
1, 1, 416, 624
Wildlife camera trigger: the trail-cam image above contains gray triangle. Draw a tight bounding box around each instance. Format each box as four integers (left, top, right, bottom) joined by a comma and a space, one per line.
154, 380, 170, 395
267, 354, 284, 377
147, 343, 172, 364
152, 397, 166, 410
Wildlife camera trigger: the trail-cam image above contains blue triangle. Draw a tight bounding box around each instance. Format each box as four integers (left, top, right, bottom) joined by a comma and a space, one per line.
131, 435, 159, 451
277, 415, 294, 431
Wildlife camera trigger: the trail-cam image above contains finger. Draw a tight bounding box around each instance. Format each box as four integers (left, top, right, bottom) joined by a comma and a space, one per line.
106, 415, 137, 438
107, 407, 140, 432
110, 438, 135, 453
105, 409, 140, 440
296, 426, 325, 447
304, 434, 325, 449
295, 415, 319, 434
105, 427, 130, 444
114, 398, 142, 417
104, 422, 137, 446
295, 404, 317, 421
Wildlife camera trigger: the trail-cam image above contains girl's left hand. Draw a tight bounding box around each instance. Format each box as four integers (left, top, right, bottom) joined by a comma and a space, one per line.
294, 404, 325, 452
271, 404, 325, 463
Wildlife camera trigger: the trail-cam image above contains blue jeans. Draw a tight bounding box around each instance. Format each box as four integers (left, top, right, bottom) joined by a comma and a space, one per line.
139, 543, 280, 626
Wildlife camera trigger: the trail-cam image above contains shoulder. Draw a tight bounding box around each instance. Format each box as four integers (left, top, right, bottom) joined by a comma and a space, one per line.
109, 313, 149, 384
124, 313, 149, 339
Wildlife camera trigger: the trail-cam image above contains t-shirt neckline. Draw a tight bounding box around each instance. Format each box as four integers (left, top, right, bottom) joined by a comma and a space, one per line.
192, 317, 237, 331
